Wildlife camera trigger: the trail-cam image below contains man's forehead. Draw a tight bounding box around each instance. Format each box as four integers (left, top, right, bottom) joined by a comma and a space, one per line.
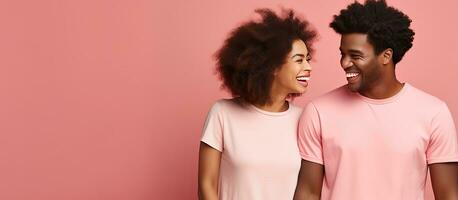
340, 34, 373, 52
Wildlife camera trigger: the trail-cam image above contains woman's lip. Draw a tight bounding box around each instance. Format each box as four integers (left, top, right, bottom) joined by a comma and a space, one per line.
297, 73, 311, 77
297, 79, 308, 87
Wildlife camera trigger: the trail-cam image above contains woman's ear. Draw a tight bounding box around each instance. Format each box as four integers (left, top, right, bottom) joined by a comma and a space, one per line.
273, 67, 279, 76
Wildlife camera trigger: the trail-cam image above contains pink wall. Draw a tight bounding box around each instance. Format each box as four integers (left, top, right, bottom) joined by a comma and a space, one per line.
1, 0, 457, 199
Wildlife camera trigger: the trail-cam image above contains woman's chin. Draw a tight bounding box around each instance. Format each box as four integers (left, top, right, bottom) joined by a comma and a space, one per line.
293, 87, 307, 94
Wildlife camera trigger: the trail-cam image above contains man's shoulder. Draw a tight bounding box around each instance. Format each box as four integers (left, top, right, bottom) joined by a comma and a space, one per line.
404, 83, 445, 108
308, 85, 353, 107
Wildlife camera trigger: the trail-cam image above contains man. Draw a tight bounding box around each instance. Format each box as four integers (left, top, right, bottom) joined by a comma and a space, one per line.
293, 0, 458, 199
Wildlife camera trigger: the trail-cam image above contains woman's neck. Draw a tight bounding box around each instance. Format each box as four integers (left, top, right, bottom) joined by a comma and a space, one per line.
253, 94, 289, 112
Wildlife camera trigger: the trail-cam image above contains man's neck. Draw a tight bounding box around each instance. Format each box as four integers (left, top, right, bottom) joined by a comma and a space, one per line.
360, 77, 404, 99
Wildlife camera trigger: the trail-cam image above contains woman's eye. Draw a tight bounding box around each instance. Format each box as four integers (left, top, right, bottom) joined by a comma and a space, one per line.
296, 59, 303, 63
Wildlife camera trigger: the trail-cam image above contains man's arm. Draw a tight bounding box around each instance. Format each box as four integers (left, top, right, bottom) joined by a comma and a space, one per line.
430, 162, 458, 200
293, 159, 324, 200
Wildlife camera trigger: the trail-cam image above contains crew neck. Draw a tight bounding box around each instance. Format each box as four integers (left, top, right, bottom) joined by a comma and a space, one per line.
249, 101, 292, 116
356, 83, 409, 105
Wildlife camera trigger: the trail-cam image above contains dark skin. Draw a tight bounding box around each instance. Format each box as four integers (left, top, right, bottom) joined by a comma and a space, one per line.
293, 160, 324, 200
198, 143, 221, 200
339, 33, 403, 99
430, 163, 458, 200
293, 33, 458, 200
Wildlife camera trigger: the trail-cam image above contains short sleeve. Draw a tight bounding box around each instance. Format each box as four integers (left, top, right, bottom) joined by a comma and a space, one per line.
426, 102, 458, 164
297, 102, 324, 165
200, 102, 224, 152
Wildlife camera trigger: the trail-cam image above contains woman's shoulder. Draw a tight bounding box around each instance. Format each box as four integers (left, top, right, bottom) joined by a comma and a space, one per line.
288, 103, 304, 116
209, 97, 246, 112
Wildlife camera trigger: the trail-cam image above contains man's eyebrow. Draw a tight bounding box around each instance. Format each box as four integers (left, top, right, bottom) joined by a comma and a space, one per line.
340, 48, 364, 55
348, 49, 364, 54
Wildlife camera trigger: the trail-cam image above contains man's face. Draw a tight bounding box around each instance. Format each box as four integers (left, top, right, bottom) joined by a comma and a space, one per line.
339, 33, 383, 93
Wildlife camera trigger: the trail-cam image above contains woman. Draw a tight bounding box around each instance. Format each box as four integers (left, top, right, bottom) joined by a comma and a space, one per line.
198, 8, 317, 200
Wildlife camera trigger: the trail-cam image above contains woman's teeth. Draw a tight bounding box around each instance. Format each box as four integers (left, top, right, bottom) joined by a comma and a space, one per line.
296, 76, 310, 81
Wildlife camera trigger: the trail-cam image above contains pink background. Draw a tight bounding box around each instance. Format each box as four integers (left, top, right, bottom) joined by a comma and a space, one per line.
1, 0, 457, 199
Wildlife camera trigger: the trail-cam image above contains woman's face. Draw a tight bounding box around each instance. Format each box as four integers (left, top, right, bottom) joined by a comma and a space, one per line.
272, 39, 312, 95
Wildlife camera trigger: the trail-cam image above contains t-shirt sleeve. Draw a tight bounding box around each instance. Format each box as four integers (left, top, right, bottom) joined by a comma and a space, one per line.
200, 102, 224, 152
426, 102, 458, 164
297, 102, 324, 165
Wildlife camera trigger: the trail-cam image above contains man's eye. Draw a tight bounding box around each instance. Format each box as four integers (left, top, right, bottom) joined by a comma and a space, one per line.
296, 59, 303, 63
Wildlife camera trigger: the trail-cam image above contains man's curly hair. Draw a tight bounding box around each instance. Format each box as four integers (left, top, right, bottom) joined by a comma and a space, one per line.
330, 0, 415, 65
215, 8, 317, 106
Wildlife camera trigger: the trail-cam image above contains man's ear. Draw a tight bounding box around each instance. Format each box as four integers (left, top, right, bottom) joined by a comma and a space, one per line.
381, 48, 393, 65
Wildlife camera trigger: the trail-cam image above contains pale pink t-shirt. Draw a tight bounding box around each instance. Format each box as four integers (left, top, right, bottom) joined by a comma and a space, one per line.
201, 98, 302, 200
298, 83, 458, 200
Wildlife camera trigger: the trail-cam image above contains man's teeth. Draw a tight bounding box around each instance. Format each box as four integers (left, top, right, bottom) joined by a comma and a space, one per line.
297, 76, 310, 81
346, 73, 359, 78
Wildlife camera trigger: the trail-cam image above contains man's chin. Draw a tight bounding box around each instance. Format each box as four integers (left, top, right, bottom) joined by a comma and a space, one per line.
347, 83, 360, 92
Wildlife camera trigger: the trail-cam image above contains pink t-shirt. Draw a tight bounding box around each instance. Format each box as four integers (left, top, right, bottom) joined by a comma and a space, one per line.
298, 83, 458, 200
201, 98, 302, 200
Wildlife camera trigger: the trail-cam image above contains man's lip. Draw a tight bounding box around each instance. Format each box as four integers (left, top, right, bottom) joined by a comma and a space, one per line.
346, 73, 360, 84
344, 66, 360, 73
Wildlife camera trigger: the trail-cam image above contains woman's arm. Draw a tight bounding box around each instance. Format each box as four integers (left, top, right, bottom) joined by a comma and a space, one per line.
198, 142, 222, 200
